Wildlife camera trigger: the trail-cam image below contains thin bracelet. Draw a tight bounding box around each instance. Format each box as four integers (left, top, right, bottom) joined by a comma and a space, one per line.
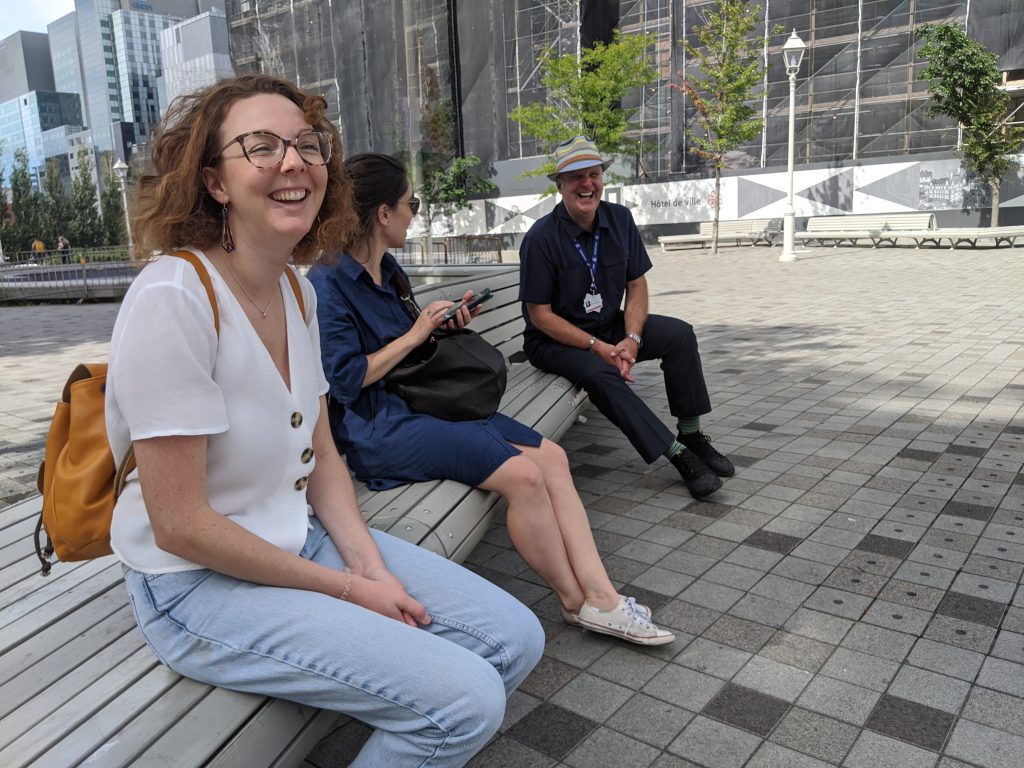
340, 567, 353, 601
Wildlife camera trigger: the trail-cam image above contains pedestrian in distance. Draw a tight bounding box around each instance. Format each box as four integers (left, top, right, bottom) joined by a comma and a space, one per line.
519, 135, 736, 500
31, 237, 46, 254
57, 235, 71, 264
105, 74, 543, 767
309, 152, 676, 647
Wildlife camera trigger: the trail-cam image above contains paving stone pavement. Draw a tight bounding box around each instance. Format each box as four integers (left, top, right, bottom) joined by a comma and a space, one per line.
2, 246, 1023, 768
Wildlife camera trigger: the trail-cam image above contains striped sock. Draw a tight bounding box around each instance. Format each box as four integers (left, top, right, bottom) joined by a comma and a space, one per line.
664, 439, 685, 459
677, 416, 701, 436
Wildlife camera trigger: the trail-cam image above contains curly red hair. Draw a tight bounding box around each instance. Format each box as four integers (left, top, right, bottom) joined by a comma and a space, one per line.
131, 75, 356, 264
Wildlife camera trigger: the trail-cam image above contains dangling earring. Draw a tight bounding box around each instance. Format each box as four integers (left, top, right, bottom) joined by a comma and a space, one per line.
222, 204, 235, 253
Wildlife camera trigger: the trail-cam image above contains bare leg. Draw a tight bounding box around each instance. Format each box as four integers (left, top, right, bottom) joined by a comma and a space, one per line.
481, 441, 619, 612
512, 439, 619, 611
479, 455, 588, 612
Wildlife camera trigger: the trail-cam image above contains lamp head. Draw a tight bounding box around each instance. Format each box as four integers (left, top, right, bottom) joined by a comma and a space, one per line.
782, 29, 806, 75
112, 158, 129, 180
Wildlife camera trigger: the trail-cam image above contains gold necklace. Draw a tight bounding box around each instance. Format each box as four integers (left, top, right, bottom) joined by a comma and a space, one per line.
224, 255, 276, 319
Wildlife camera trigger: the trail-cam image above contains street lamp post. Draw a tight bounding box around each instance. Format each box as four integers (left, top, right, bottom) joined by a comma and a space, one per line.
112, 158, 133, 252
779, 30, 807, 263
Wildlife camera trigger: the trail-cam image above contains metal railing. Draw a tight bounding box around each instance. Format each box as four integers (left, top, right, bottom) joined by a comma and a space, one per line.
391, 235, 504, 265
0, 259, 139, 302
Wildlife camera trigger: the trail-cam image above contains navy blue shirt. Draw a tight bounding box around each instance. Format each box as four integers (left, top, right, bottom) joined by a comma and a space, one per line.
309, 252, 540, 490
518, 201, 651, 348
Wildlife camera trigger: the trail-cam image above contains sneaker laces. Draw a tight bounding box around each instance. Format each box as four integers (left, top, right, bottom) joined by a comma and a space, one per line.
622, 596, 655, 629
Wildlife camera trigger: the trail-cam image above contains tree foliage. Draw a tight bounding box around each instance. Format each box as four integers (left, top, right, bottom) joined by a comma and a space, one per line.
917, 24, 1024, 226
98, 154, 126, 246
7, 148, 42, 253
510, 30, 658, 178
678, 0, 774, 252
69, 148, 102, 248
41, 158, 74, 247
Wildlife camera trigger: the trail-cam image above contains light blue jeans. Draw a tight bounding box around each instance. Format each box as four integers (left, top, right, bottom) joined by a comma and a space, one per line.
122, 518, 544, 767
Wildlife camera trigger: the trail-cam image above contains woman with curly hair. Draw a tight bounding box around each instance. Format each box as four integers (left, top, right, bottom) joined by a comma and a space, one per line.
106, 75, 543, 767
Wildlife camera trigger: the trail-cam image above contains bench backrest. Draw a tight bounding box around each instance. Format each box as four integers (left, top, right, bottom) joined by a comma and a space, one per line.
804, 212, 936, 232
409, 266, 524, 358
698, 218, 780, 236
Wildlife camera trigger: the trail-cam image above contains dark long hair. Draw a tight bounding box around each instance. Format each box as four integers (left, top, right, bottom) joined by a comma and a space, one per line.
340, 152, 413, 295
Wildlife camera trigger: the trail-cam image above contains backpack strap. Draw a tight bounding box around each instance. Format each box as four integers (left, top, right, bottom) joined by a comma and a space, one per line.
171, 250, 219, 335
284, 265, 306, 320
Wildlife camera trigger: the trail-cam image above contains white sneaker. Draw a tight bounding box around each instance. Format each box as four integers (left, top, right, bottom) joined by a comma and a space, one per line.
560, 595, 652, 627
577, 596, 676, 646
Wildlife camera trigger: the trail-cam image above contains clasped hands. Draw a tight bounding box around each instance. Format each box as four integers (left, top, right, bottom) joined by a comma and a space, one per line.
593, 336, 640, 383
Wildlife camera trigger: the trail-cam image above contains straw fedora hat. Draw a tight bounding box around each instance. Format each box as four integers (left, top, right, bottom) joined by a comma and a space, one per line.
548, 135, 612, 181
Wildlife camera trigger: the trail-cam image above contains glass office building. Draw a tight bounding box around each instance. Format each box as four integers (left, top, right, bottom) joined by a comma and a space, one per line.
0, 91, 84, 189
225, 0, 1023, 192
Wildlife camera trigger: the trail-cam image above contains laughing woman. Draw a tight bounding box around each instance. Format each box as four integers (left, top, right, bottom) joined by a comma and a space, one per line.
106, 76, 543, 767
310, 153, 676, 647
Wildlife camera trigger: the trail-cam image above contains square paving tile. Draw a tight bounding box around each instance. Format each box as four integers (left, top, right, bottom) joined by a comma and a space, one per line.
961, 686, 1024, 739
770, 706, 860, 764
655, 600, 721, 635
668, 715, 762, 768
804, 586, 874, 621
990, 628, 1024, 664
840, 622, 916, 662
641, 664, 724, 712
733, 654, 812, 702
945, 719, 1024, 768
507, 702, 599, 760
861, 600, 932, 635
863, 694, 955, 753
907, 637, 985, 681
673, 637, 751, 679
747, 742, 836, 768
743, 529, 803, 555
949, 572, 1017, 604
605, 693, 693, 749
923, 614, 997, 653
550, 673, 635, 722
856, 533, 916, 559
820, 647, 900, 692
770, 556, 836, 585
823, 567, 889, 597
702, 614, 776, 653
564, 726, 661, 768
935, 591, 1007, 628
976, 656, 1024, 698
588, 646, 667, 688
700, 682, 790, 737
728, 593, 798, 628
761, 630, 836, 673
842, 730, 940, 768
797, 675, 881, 726
466, 736, 557, 768
785, 607, 855, 645
877, 579, 946, 612
941, 501, 996, 521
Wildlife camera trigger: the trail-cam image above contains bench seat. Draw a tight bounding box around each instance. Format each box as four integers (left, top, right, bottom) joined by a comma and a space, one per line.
795, 212, 937, 247
660, 218, 781, 250
0, 265, 587, 767
887, 225, 1024, 249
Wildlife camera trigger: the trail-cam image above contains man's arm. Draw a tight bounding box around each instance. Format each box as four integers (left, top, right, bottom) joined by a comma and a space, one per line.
612, 275, 649, 379
526, 303, 627, 375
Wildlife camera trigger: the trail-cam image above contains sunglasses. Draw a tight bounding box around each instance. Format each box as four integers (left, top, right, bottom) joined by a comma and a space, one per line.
406, 196, 421, 216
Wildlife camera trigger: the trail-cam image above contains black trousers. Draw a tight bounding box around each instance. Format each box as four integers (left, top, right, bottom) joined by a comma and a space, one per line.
526, 313, 712, 463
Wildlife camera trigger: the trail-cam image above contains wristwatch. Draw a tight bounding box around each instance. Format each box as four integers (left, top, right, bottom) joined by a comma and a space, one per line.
626, 332, 643, 347
586, 336, 597, 351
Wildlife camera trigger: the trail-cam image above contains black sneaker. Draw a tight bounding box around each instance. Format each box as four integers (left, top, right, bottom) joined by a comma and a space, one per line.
680, 432, 735, 477
669, 449, 722, 499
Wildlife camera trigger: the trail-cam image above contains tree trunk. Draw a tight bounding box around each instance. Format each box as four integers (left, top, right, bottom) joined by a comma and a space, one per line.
990, 177, 1000, 227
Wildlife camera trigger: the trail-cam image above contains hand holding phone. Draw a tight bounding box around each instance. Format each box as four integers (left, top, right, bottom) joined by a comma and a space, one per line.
440, 288, 492, 324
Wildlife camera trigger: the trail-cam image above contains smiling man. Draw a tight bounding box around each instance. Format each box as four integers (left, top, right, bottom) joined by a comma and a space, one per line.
518, 135, 733, 499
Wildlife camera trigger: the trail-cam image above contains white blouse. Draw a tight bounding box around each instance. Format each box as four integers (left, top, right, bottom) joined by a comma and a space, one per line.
106, 248, 329, 573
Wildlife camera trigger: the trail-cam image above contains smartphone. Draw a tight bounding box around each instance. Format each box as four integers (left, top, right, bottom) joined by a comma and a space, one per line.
440, 288, 493, 323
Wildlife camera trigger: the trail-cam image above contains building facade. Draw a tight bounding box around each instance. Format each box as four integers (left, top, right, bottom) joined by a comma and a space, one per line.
0, 32, 55, 104
224, 0, 1023, 200
0, 91, 84, 188
158, 8, 234, 112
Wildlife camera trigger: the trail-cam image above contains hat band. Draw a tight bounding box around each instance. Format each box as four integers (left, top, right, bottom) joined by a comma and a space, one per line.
556, 152, 604, 173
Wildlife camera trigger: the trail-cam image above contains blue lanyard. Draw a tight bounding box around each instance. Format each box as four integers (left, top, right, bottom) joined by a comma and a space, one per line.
573, 230, 600, 293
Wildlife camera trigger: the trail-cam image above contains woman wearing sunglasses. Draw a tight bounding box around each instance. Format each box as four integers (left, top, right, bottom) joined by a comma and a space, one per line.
105, 76, 544, 767
309, 153, 675, 647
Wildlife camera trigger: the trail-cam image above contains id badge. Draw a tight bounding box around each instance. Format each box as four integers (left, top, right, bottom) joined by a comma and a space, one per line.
583, 292, 604, 314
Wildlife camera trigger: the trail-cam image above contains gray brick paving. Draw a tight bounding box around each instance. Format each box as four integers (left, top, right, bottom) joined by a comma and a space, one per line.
3, 246, 1023, 767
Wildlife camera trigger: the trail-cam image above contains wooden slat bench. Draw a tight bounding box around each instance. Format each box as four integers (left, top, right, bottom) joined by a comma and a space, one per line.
0, 265, 588, 767
795, 212, 937, 247
659, 218, 782, 250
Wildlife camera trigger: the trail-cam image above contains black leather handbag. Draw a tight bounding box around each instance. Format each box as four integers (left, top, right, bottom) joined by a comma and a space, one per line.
385, 292, 507, 421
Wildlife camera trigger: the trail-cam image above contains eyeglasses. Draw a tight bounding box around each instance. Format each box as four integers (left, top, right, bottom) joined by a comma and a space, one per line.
406, 196, 421, 216
215, 130, 332, 169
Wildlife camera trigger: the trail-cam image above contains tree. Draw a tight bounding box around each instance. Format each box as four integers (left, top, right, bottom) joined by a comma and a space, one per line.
510, 30, 658, 178
8, 148, 42, 254
677, 0, 775, 254
98, 154, 126, 246
69, 148, 102, 248
420, 154, 496, 231
917, 24, 1024, 226
41, 158, 74, 247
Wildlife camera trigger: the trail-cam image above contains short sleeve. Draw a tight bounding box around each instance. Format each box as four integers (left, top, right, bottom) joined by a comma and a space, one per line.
625, 215, 652, 281
310, 269, 369, 406
110, 279, 228, 440
519, 230, 559, 305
